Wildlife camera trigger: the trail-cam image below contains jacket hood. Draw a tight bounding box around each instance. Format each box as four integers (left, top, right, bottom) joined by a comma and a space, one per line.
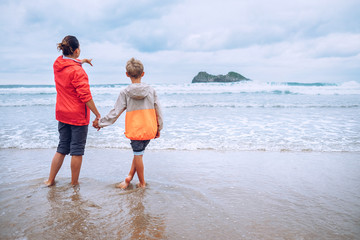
54, 56, 82, 72
125, 83, 151, 100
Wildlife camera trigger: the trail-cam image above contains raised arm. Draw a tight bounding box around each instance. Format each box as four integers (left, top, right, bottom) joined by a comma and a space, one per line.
71, 68, 100, 126
81, 58, 93, 66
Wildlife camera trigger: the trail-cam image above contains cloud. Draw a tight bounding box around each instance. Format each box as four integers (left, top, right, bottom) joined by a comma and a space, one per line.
308, 33, 360, 58
118, 0, 360, 52
0, 0, 359, 84
82, 32, 360, 84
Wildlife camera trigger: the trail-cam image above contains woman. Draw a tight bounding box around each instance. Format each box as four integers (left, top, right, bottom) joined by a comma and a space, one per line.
45, 35, 101, 186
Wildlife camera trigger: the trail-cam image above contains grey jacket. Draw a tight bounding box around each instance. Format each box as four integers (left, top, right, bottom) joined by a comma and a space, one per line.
99, 83, 163, 140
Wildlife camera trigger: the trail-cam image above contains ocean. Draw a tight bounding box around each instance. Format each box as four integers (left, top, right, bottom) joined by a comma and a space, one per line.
1, 81, 360, 239
1, 81, 359, 152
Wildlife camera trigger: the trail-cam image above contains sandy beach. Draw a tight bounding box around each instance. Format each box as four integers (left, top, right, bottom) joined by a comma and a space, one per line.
0, 148, 359, 239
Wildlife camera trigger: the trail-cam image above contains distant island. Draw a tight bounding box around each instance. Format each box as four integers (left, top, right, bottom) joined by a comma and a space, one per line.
192, 71, 250, 83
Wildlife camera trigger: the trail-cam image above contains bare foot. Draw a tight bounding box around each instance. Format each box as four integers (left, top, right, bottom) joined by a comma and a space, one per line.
71, 181, 79, 186
116, 181, 128, 189
44, 180, 55, 187
125, 175, 132, 183
115, 176, 132, 189
136, 182, 146, 188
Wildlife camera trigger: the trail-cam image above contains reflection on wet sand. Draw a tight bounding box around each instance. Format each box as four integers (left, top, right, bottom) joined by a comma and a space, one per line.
44, 183, 166, 239
45, 185, 100, 239
116, 187, 166, 239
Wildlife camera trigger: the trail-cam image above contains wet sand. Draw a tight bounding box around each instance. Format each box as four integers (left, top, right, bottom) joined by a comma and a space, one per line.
0, 149, 359, 239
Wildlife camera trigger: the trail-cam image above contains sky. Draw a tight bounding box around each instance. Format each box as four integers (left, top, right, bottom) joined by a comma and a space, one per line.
0, 0, 359, 85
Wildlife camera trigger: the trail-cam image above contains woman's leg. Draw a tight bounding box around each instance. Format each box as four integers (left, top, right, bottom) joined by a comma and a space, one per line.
71, 155, 83, 185
44, 152, 66, 186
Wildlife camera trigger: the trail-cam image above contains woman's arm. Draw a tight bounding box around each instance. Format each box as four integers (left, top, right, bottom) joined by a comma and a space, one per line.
86, 99, 101, 120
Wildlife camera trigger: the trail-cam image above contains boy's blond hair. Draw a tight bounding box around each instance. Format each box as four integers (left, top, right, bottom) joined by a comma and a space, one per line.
126, 58, 144, 79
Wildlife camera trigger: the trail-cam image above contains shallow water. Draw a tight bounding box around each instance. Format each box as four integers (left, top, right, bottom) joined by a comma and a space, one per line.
1, 82, 360, 152
1, 149, 359, 239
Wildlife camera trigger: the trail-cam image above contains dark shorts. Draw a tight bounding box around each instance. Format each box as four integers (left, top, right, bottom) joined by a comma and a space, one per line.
130, 140, 150, 155
57, 122, 88, 156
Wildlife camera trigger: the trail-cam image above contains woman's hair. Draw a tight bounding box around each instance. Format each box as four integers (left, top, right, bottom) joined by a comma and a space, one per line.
126, 58, 144, 79
57, 35, 79, 56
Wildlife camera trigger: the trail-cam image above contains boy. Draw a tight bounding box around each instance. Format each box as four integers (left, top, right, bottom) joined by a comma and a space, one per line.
93, 58, 163, 189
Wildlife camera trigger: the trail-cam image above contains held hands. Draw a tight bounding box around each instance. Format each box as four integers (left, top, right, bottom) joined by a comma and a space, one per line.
81, 58, 93, 66
92, 117, 101, 131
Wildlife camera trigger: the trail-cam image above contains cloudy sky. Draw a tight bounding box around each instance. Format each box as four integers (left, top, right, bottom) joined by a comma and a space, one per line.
0, 0, 359, 84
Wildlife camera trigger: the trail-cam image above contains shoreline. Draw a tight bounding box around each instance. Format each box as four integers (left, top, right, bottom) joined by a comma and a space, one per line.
2, 146, 360, 153
1, 148, 359, 239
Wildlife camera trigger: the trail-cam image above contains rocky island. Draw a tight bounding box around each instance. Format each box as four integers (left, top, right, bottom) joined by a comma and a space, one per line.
192, 71, 250, 83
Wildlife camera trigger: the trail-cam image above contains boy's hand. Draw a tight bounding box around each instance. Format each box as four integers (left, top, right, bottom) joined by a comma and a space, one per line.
81, 58, 93, 66
155, 130, 160, 138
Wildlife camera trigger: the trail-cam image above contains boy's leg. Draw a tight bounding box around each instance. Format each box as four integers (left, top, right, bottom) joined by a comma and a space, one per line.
134, 154, 146, 188
70, 155, 83, 185
116, 140, 148, 189
116, 158, 136, 189
44, 152, 66, 186
117, 155, 145, 189
127, 159, 136, 181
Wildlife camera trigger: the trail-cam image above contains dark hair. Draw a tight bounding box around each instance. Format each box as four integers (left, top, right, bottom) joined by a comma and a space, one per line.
57, 35, 79, 56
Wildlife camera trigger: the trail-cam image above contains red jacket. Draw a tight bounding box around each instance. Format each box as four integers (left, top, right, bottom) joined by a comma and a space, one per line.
53, 56, 92, 126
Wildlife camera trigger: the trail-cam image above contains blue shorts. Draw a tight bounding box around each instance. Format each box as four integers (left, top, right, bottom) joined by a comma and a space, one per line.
130, 140, 150, 155
57, 122, 88, 156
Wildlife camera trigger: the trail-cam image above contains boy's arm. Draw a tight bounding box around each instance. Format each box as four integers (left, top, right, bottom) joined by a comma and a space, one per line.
98, 91, 127, 128
98, 107, 125, 128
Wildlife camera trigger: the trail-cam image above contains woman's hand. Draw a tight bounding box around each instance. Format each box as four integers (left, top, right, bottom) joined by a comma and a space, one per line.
81, 58, 93, 66
92, 118, 101, 131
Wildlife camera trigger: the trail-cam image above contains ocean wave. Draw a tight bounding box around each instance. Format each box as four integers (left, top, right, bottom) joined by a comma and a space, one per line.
2, 98, 358, 109
0, 99, 55, 107
0, 88, 56, 95
280, 82, 337, 87
0, 103, 55, 107
1, 81, 360, 96
155, 81, 360, 95
1, 141, 358, 153
161, 103, 360, 109
0, 85, 54, 89
1, 81, 359, 108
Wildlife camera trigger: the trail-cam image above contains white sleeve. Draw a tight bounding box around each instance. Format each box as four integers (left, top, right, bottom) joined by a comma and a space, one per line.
98, 91, 127, 127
